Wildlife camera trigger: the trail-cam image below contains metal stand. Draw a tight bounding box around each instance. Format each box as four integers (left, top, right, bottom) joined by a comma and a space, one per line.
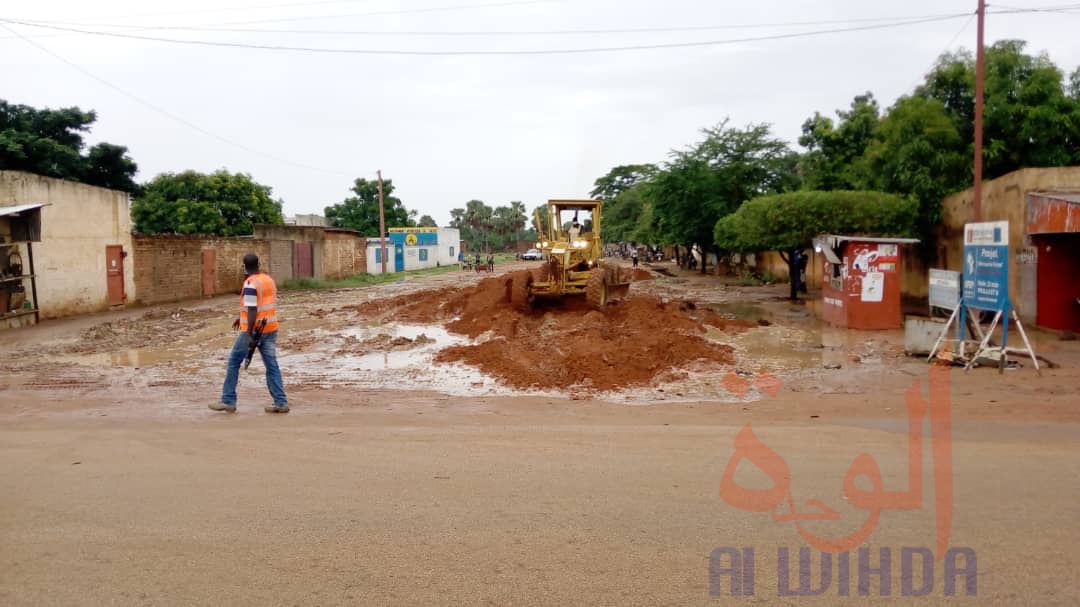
927, 297, 1040, 376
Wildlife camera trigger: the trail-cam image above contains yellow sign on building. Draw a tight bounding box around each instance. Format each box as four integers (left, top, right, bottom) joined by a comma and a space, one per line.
388, 227, 438, 233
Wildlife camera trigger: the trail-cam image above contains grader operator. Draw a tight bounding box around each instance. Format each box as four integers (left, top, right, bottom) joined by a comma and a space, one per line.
507, 199, 629, 310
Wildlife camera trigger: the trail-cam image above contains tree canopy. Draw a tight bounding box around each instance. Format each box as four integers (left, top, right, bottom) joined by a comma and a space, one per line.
132, 170, 284, 236
797, 40, 1080, 250
449, 199, 529, 253
589, 164, 658, 201
714, 191, 918, 253
646, 120, 800, 265
0, 99, 139, 193
324, 177, 416, 236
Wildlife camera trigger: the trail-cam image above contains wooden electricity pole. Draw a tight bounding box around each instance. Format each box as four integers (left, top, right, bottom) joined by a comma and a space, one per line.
377, 170, 387, 274
973, 0, 986, 221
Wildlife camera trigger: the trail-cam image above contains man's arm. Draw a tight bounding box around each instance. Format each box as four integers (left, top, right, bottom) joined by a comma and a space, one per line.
247, 306, 258, 337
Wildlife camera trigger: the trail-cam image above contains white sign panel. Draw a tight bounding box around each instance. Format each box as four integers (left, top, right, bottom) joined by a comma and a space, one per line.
929, 269, 961, 310
861, 271, 885, 302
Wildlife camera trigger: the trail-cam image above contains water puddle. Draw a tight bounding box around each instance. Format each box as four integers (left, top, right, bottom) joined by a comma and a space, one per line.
52, 348, 193, 368
280, 322, 563, 398
336, 324, 465, 370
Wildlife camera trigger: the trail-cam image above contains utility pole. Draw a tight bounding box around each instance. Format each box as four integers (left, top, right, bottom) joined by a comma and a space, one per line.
377, 170, 387, 274
973, 0, 986, 221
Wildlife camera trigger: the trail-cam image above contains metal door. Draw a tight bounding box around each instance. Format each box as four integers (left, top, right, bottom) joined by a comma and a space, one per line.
293, 241, 314, 278
106, 245, 125, 306
202, 249, 216, 296
394, 245, 405, 272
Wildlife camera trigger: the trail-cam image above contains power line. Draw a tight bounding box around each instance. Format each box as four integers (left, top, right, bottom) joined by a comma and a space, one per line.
15, 0, 386, 24
5, 4, 1075, 42
0, 14, 977, 56
10, 0, 562, 31
903, 10, 977, 94
989, 2, 1080, 12
0, 23, 355, 179
11, 10, 976, 36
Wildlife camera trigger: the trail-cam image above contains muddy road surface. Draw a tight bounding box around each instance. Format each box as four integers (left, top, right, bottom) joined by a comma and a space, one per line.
1, 261, 1078, 605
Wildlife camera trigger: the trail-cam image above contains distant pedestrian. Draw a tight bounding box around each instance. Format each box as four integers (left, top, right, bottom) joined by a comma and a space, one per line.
209, 253, 289, 414
631, 249, 639, 267
797, 249, 809, 293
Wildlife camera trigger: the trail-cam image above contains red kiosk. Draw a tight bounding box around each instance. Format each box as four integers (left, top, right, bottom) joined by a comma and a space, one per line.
814, 234, 920, 330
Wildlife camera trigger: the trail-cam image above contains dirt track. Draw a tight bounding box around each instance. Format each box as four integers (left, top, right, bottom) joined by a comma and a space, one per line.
1, 261, 1078, 605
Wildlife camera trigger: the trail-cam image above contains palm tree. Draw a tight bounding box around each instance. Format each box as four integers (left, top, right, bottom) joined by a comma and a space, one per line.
464, 200, 493, 253
509, 201, 527, 242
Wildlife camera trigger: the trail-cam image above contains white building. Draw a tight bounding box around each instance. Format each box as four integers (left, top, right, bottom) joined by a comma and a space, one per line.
366, 227, 460, 274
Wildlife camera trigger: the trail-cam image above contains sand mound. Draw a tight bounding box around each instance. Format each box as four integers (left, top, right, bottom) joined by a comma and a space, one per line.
346, 273, 755, 392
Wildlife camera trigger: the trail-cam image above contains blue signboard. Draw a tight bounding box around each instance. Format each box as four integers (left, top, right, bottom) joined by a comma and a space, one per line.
962, 221, 1009, 312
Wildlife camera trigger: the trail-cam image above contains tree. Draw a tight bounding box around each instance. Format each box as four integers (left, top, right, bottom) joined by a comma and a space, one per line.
590, 163, 658, 201
918, 40, 1080, 178
492, 205, 515, 247
796, 40, 1080, 252
715, 191, 917, 300
865, 96, 968, 249
603, 183, 650, 244
464, 199, 493, 252
448, 200, 500, 253
530, 204, 549, 236
84, 142, 139, 193
648, 120, 800, 272
508, 201, 528, 242
0, 99, 139, 192
417, 214, 438, 227
325, 177, 414, 236
132, 170, 284, 236
797, 93, 879, 190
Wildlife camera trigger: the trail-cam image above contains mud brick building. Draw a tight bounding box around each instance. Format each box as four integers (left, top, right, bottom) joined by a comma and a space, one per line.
1, 171, 136, 326
938, 167, 1080, 332
132, 225, 366, 307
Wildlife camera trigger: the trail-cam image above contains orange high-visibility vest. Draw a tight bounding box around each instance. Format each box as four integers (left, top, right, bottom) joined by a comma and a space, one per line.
239, 272, 279, 334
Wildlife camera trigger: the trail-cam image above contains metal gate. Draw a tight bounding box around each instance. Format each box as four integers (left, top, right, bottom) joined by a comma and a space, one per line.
202, 249, 216, 296
106, 245, 125, 306
293, 241, 314, 279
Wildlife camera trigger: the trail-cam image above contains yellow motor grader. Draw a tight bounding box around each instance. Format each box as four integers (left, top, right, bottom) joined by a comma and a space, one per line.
507, 199, 629, 310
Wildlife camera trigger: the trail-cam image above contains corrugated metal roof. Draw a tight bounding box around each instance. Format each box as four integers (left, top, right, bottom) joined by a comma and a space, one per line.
0, 203, 48, 217
1034, 192, 1080, 204
820, 234, 920, 246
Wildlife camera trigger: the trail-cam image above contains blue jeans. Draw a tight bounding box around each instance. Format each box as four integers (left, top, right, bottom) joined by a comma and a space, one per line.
221, 331, 288, 406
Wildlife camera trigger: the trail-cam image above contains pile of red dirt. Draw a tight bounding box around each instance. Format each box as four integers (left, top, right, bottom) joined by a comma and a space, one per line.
345, 273, 757, 393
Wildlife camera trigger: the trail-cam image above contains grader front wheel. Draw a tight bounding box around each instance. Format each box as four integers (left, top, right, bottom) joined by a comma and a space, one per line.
586, 267, 608, 309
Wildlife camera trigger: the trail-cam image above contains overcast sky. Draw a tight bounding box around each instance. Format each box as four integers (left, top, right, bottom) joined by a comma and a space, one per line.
3, 0, 1078, 226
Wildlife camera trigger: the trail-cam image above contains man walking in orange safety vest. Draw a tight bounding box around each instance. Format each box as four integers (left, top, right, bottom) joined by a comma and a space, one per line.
210, 253, 289, 414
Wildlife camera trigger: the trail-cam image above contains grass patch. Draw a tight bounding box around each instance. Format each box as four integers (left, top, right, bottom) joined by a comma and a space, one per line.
282, 264, 459, 291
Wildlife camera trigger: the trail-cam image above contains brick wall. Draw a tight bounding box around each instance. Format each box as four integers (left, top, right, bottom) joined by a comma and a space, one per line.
323, 233, 367, 279
268, 239, 294, 282
133, 235, 271, 306
134, 232, 367, 306
133, 236, 204, 305
212, 237, 272, 295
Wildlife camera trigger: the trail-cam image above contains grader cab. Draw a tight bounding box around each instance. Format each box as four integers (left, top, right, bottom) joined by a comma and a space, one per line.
507, 199, 629, 310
